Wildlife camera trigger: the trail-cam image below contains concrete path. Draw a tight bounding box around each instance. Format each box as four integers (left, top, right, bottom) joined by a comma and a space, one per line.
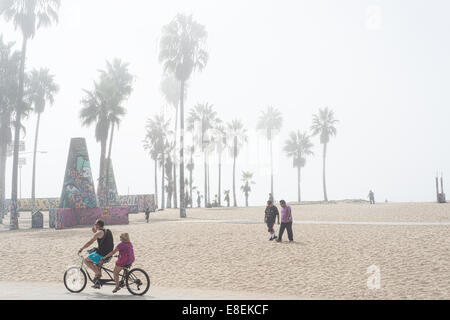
0, 282, 298, 300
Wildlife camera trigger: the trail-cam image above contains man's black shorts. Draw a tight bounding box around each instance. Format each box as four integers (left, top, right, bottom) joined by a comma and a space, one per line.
266, 220, 275, 232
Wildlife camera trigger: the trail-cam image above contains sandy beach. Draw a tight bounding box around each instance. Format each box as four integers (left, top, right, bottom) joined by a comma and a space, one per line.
1, 202, 449, 299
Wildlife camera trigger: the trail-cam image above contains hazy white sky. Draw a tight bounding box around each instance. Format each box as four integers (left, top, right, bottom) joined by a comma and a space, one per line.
1, 0, 450, 205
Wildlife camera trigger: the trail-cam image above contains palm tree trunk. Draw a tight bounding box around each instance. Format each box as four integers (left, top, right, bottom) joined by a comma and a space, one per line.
0, 144, 7, 217
179, 80, 186, 217
207, 161, 210, 205
322, 143, 328, 202
31, 113, 41, 212
204, 152, 207, 208
189, 155, 193, 209
10, 35, 28, 230
270, 138, 274, 200
232, 156, 237, 207
154, 158, 158, 209
298, 166, 301, 203
173, 104, 178, 209
105, 123, 115, 208
218, 153, 221, 207
161, 150, 165, 210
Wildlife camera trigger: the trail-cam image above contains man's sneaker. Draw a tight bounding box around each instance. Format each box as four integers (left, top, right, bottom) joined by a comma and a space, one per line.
91, 282, 101, 289
289, 240, 294, 243
273, 235, 278, 240
276, 239, 282, 243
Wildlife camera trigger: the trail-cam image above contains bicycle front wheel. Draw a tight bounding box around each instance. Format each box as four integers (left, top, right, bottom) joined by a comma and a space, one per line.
64, 267, 87, 293
126, 268, 150, 295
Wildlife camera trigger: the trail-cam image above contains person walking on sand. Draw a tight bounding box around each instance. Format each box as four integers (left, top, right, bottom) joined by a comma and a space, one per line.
145, 207, 150, 223
368, 190, 375, 204
264, 200, 280, 241
268, 193, 274, 203
276, 200, 294, 243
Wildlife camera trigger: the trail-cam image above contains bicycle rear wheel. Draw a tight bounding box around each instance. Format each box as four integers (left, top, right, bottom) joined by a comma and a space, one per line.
64, 267, 87, 293
126, 268, 150, 295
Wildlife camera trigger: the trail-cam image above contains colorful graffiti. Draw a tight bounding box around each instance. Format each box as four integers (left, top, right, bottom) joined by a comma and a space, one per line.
60, 138, 98, 209
3, 198, 60, 212
55, 206, 129, 230
119, 194, 156, 213
97, 159, 120, 208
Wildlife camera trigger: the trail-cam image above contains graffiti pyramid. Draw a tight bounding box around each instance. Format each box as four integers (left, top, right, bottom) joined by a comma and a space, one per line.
97, 158, 120, 208
59, 138, 98, 209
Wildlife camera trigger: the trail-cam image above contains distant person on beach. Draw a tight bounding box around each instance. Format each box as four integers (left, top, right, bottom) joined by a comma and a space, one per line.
276, 200, 294, 243
368, 190, 375, 204
224, 191, 230, 207
101, 232, 135, 293
78, 219, 114, 288
145, 207, 150, 223
197, 192, 202, 208
268, 193, 274, 203
264, 200, 280, 241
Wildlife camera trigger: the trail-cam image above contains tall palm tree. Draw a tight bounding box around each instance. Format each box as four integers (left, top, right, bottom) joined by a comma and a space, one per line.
100, 59, 133, 208
284, 131, 314, 202
311, 107, 338, 202
0, 35, 20, 216
240, 171, 255, 207
256, 106, 283, 201
80, 78, 113, 194
159, 13, 209, 217
160, 74, 187, 209
144, 114, 172, 210
212, 124, 227, 207
26, 68, 59, 212
227, 119, 248, 207
187, 103, 220, 207
1, 0, 61, 230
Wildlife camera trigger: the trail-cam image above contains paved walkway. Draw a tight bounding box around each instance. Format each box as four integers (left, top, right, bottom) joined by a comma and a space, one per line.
0, 282, 298, 300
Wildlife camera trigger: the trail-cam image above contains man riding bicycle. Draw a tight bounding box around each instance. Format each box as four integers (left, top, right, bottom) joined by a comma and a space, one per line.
78, 219, 114, 288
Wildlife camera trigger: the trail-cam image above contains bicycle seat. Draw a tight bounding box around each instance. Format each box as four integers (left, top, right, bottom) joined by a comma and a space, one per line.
123, 264, 132, 269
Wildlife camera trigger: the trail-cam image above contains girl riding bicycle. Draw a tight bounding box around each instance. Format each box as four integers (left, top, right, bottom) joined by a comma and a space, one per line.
101, 233, 135, 293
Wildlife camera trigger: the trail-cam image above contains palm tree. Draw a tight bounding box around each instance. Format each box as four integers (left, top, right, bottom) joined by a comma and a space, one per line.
227, 119, 248, 207
212, 124, 227, 207
240, 171, 255, 207
160, 74, 187, 209
159, 13, 209, 217
26, 68, 59, 212
80, 59, 133, 208
144, 114, 172, 210
0, 35, 21, 216
100, 59, 133, 208
284, 131, 314, 202
80, 78, 113, 196
1, 0, 61, 230
256, 106, 283, 201
311, 107, 338, 202
187, 103, 220, 207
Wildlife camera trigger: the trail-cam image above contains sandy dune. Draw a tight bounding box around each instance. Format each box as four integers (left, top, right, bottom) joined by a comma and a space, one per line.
0, 202, 449, 299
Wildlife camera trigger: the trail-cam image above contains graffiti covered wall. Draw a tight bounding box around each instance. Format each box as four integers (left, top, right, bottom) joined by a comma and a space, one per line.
55, 207, 129, 230
119, 194, 156, 213
4, 198, 60, 212
97, 159, 120, 208
60, 138, 98, 209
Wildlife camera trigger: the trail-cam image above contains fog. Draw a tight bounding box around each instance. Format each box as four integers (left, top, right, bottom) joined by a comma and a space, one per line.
1, 0, 450, 206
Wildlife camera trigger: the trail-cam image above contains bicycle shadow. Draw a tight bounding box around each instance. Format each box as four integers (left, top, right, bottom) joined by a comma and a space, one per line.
77, 290, 151, 300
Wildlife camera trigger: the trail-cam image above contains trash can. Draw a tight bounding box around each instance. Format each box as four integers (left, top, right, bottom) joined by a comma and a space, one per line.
32, 210, 44, 229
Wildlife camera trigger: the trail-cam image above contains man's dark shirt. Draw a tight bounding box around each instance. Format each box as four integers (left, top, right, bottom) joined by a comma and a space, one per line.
265, 206, 279, 223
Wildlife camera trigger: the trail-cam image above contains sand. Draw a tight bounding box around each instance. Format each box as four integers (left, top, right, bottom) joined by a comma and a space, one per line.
0, 202, 449, 299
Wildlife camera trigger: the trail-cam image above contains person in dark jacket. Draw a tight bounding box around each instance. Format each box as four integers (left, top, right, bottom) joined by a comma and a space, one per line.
264, 200, 280, 241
